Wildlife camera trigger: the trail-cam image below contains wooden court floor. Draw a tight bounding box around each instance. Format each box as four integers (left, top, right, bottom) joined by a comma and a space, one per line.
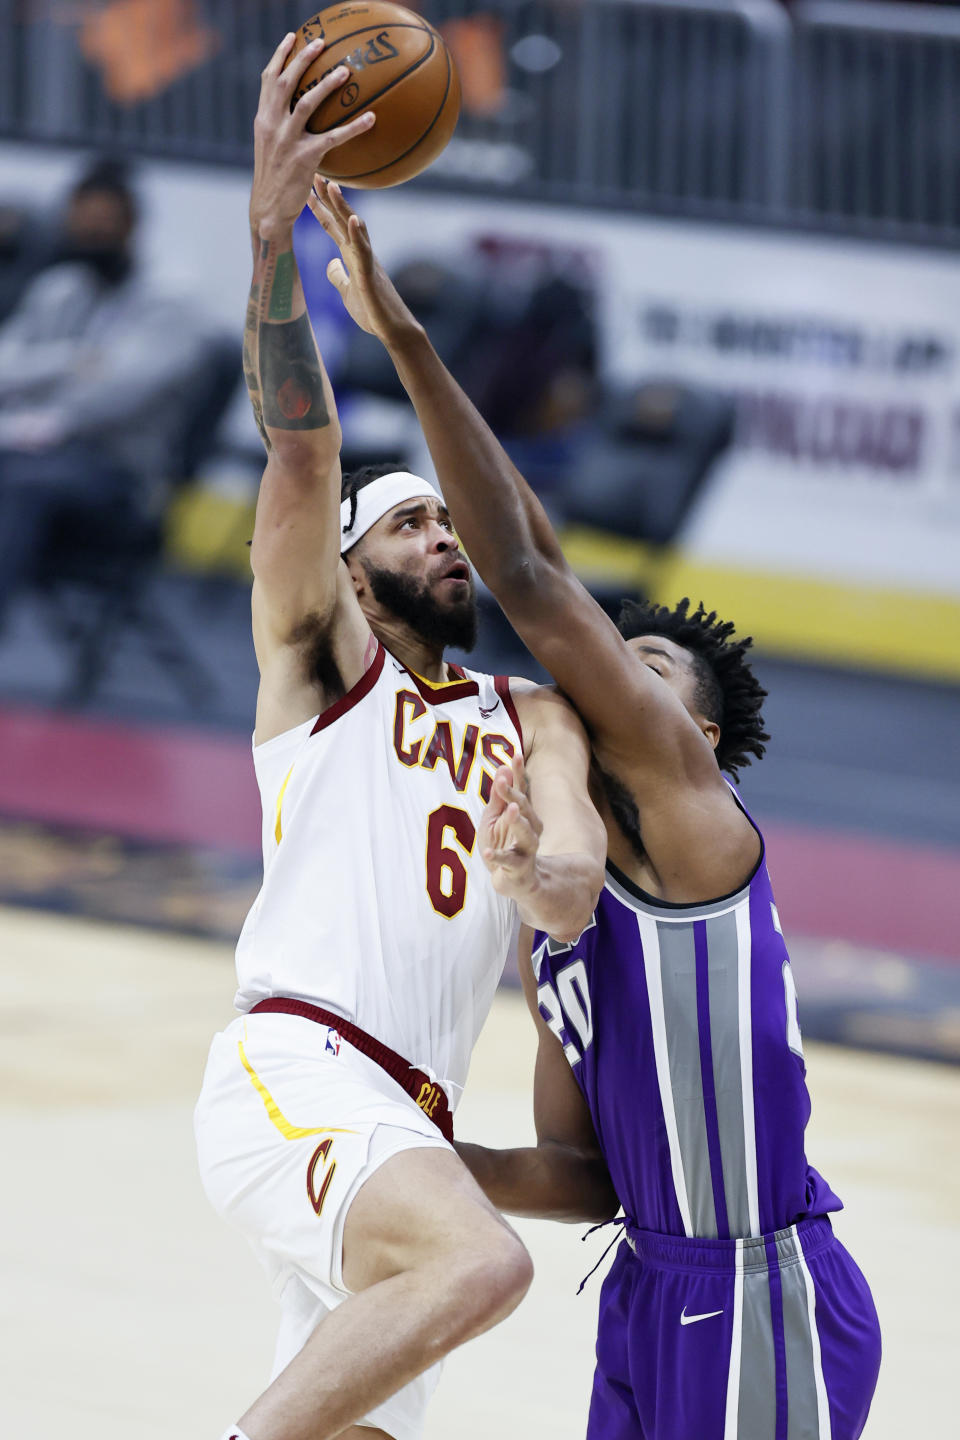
0, 904, 957, 1439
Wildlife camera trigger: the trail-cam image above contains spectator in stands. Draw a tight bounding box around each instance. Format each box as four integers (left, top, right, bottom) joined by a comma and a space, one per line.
334, 247, 600, 502
469, 271, 598, 442
0, 156, 233, 631
0, 199, 54, 327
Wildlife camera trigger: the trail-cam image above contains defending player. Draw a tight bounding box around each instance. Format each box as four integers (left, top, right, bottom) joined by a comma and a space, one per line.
195, 37, 606, 1440
311, 181, 882, 1440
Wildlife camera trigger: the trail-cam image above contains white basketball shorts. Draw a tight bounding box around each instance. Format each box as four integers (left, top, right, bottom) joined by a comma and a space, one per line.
194, 1009, 454, 1440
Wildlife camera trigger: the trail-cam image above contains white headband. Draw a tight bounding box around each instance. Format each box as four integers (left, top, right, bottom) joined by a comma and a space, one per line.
340, 472, 442, 554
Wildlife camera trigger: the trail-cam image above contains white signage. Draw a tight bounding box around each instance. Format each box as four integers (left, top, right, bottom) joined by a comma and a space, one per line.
3, 141, 956, 607
362, 191, 960, 598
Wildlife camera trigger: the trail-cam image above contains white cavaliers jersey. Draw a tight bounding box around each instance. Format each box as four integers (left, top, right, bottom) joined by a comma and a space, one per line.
234, 642, 523, 1106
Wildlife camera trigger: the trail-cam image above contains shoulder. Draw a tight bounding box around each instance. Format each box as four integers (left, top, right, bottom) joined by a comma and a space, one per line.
512, 683, 592, 768
513, 681, 584, 729
35, 261, 93, 291
13, 262, 96, 310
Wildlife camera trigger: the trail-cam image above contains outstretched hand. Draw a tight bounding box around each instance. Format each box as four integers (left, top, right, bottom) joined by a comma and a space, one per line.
308, 179, 419, 343
479, 752, 544, 901
250, 34, 375, 238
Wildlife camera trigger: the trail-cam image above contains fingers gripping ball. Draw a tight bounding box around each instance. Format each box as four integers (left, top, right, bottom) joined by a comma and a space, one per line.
285, 3, 460, 188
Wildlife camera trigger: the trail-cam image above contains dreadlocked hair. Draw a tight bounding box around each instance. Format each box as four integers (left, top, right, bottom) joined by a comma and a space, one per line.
340, 462, 406, 541
617, 596, 769, 782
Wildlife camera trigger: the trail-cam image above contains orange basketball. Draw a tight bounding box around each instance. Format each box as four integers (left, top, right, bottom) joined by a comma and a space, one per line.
285, 3, 460, 188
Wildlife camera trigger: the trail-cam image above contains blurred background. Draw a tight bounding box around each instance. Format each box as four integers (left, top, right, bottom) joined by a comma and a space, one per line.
1, 2, 959, 1437
0, 0, 957, 1059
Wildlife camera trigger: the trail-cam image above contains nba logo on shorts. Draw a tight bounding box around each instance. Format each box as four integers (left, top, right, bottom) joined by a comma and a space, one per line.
325, 1029, 341, 1057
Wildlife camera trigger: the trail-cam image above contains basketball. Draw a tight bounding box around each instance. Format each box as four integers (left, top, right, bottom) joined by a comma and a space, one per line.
284, 3, 460, 188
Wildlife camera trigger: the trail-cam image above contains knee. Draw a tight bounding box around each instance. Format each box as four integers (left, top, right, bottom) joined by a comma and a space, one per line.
452, 1228, 534, 1333
485, 1228, 534, 1315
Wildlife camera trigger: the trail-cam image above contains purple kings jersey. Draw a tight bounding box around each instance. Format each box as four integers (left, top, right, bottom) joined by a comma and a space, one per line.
532, 818, 842, 1240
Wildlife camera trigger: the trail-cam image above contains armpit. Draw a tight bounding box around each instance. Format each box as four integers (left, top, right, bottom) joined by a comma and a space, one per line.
596, 764, 645, 863
289, 611, 345, 702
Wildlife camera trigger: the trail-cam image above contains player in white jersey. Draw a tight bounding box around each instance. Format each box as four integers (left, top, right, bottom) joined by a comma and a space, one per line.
195, 34, 607, 1440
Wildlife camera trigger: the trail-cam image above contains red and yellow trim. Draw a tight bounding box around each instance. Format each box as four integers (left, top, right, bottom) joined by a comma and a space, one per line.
402, 662, 480, 704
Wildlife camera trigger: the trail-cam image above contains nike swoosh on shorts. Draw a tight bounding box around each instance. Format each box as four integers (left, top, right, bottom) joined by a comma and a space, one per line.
680, 1306, 723, 1326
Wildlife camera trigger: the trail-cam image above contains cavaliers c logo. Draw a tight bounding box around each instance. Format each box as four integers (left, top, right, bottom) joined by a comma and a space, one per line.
307, 1139, 337, 1217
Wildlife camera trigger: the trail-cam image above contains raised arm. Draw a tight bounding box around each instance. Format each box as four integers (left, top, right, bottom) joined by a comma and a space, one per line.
311, 184, 760, 900
244, 37, 375, 689
311, 188, 720, 769
456, 927, 619, 1224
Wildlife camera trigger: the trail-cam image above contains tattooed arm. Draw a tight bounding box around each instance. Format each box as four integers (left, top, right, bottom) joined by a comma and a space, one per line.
243, 237, 331, 457
243, 32, 376, 722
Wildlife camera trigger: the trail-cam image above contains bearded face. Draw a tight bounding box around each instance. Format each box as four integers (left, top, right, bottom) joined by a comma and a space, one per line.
359, 553, 478, 653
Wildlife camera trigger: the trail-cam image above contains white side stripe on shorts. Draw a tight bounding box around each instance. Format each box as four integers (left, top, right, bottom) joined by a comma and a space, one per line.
797, 1231, 833, 1439
723, 1238, 745, 1440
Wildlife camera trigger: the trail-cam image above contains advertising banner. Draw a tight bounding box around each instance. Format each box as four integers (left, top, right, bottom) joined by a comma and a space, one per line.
361, 191, 960, 678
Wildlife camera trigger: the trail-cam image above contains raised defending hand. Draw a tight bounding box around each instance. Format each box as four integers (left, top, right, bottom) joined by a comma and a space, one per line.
250, 34, 375, 239
479, 752, 545, 902
308, 179, 418, 343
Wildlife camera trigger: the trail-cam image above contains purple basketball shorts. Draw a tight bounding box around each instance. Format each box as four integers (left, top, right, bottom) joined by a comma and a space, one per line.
588, 1216, 880, 1440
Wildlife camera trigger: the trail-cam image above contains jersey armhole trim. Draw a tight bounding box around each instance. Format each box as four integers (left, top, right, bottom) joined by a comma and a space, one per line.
310, 642, 385, 735
605, 823, 764, 913
494, 675, 524, 751
604, 781, 765, 911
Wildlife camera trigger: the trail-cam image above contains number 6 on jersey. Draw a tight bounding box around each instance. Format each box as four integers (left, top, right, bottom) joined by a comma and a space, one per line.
426, 804, 476, 918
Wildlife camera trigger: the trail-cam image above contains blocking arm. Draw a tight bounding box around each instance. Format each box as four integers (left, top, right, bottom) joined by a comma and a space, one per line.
456, 928, 619, 1224
312, 183, 727, 781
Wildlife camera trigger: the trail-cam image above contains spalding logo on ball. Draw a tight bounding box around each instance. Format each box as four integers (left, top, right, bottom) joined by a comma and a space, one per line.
285, 3, 461, 188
